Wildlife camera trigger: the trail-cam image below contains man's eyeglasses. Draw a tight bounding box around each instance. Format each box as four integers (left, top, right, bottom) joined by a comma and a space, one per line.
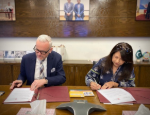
115, 44, 132, 54
33, 45, 50, 55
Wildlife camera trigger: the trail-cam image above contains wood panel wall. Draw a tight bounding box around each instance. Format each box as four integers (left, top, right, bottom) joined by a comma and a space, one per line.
0, 0, 150, 37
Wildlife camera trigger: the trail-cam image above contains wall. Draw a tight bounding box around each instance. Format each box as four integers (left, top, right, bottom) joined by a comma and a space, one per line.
0, 0, 150, 61
0, 37, 149, 61
0, 0, 150, 37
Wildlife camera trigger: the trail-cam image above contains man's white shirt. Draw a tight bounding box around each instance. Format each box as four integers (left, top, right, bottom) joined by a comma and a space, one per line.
34, 58, 47, 80
5, 5, 13, 10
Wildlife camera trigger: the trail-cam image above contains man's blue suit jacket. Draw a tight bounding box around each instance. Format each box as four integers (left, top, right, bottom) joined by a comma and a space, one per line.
74, 3, 84, 19
18, 51, 66, 86
64, 2, 74, 19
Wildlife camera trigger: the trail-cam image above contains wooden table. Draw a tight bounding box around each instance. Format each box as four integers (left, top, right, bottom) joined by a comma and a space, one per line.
0, 85, 150, 115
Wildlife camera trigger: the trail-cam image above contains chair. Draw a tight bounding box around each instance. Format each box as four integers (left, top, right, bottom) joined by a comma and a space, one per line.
93, 61, 98, 66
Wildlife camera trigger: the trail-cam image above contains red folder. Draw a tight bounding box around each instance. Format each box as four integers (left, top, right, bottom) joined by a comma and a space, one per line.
96, 87, 150, 104
32, 86, 70, 102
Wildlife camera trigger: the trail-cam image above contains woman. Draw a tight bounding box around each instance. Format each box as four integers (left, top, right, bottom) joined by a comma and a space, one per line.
145, 2, 150, 19
85, 42, 135, 90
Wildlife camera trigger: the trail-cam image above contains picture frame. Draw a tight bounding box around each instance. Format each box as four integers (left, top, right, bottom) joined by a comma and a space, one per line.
59, 0, 90, 21
0, 0, 16, 21
136, 0, 150, 20
142, 52, 150, 62
0, 51, 4, 59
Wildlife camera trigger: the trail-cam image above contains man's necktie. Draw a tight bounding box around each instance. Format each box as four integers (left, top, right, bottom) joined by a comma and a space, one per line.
39, 60, 44, 79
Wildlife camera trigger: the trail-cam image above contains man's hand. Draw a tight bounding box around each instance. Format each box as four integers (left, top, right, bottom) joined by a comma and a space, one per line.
68, 13, 70, 16
101, 81, 117, 89
30, 79, 47, 91
67, 13, 70, 16
10, 80, 23, 90
90, 81, 101, 90
77, 14, 80, 17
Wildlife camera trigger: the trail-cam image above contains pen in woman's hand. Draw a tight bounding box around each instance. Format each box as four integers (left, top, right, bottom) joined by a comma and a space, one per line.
94, 78, 101, 90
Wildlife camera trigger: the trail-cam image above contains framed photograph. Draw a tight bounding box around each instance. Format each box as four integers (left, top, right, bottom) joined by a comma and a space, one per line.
15, 51, 26, 59
59, 0, 89, 21
0, 51, 4, 59
142, 52, 150, 62
4, 51, 15, 59
0, 0, 16, 21
26, 50, 34, 54
136, 0, 150, 20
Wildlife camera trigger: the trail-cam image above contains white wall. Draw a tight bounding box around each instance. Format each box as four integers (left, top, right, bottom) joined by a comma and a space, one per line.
0, 37, 150, 61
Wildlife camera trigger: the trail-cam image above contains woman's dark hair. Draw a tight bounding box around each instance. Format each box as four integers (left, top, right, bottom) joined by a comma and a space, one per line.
100, 42, 133, 81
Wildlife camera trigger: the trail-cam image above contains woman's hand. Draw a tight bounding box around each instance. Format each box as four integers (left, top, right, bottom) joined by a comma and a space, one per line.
90, 81, 101, 90
101, 81, 118, 89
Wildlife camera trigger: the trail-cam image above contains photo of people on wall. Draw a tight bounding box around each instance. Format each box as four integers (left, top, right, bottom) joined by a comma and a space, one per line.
0, 0, 16, 21
59, 0, 89, 21
136, 0, 150, 20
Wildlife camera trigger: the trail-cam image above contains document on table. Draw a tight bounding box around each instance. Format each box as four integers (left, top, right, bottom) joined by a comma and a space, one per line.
98, 88, 136, 104
4, 88, 34, 103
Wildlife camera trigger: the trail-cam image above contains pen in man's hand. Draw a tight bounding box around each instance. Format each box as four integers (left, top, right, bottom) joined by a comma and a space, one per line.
37, 93, 40, 100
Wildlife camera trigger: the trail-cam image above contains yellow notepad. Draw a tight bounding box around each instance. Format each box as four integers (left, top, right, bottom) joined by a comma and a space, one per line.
69, 90, 94, 97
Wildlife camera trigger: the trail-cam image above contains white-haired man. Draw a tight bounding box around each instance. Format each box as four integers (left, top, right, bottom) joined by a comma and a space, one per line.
10, 35, 66, 91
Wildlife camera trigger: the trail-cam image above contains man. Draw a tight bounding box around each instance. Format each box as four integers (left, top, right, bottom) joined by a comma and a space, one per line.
64, 0, 74, 20
5, 2, 13, 19
74, 0, 84, 20
10, 35, 66, 91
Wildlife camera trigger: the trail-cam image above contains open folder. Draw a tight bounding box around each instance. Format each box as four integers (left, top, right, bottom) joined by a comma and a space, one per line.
96, 87, 150, 104
4, 86, 70, 104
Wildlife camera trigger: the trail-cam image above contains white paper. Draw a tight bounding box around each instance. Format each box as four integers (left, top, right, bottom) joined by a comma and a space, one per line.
4, 88, 34, 103
104, 103, 133, 105
29, 99, 46, 115
135, 104, 150, 115
98, 88, 135, 104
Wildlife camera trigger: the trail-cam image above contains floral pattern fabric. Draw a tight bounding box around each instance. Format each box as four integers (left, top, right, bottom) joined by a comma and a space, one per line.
85, 58, 135, 87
